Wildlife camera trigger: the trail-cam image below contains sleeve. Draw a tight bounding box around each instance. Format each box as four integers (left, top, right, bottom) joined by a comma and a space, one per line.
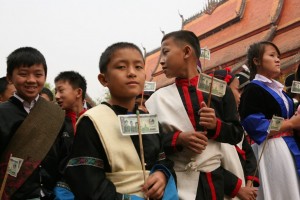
160, 129, 183, 155
223, 167, 242, 198
206, 86, 244, 145
64, 117, 123, 200
239, 85, 270, 144
155, 126, 176, 183
242, 138, 259, 186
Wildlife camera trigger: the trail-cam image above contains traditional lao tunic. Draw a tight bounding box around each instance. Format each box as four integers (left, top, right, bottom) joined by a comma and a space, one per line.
239, 74, 300, 200
65, 103, 175, 200
146, 76, 244, 200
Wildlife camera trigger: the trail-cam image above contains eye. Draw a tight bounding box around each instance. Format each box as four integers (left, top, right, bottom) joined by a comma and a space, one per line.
18, 72, 27, 77
136, 65, 144, 70
35, 73, 43, 77
116, 66, 126, 69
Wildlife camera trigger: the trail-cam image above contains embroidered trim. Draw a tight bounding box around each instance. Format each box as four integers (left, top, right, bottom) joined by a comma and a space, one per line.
67, 157, 104, 169
56, 181, 71, 191
158, 152, 166, 161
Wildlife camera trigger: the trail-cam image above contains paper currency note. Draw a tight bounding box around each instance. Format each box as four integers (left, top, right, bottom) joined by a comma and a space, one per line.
268, 116, 284, 132
200, 48, 210, 60
291, 81, 300, 94
197, 73, 226, 97
8, 157, 23, 177
144, 81, 156, 92
118, 114, 159, 135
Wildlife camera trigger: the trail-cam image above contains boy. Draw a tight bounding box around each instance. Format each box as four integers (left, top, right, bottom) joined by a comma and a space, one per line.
65, 42, 177, 200
145, 30, 244, 200
0, 47, 70, 199
0, 76, 16, 103
40, 87, 54, 101
55, 71, 87, 136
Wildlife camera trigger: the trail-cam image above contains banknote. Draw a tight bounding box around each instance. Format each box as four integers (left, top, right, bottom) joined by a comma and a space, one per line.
291, 81, 300, 94
200, 48, 210, 60
268, 115, 284, 132
197, 73, 226, 97
144, 81, 156, 92
8, 156, 23, 177
118, 114, 159, 135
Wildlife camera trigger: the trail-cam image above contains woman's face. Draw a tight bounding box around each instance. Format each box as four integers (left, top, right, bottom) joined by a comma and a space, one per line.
256, 45, 280, 79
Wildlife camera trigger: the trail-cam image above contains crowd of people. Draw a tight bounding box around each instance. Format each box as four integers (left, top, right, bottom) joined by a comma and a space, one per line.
0, 30, 299, 200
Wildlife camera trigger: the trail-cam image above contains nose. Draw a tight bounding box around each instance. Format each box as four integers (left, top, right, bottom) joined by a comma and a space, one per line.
127, 66, 137, 77
55, 92, 60, 100
26, 74, 36, 83
160, 57, 165, 66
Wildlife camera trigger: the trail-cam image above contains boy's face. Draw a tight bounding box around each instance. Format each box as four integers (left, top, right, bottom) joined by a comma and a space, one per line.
99, 48, 145, 101
160, 37, 186, 78
0, 83, 16, 102
7, 64, 45, 102
55, 80, 81, 111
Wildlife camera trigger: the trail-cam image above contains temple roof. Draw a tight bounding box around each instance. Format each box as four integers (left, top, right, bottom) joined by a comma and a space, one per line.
145, 0, 300, 88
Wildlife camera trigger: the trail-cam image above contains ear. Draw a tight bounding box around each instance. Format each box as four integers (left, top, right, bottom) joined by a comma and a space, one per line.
98, 73, 108, 87
6, 74, 12, 84
183, 45, 192, 59
76, 88, 83, 99
253, 58, 260, 66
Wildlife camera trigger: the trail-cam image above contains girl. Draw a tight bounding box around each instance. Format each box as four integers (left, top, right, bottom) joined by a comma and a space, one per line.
239, 41, 300, 199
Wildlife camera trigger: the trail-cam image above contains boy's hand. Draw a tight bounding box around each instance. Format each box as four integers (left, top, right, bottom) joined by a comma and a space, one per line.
199, 101, 217, 130
237, 186, 258, 200
177, 131, 208, 154
142, 171, 167, 199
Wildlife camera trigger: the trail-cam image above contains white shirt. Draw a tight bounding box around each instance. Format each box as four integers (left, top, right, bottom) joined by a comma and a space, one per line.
14, 93, 39, 113
254, 74, 290, 116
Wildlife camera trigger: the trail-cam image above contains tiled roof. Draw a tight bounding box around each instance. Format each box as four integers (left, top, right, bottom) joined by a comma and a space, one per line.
145, 0, 299, 88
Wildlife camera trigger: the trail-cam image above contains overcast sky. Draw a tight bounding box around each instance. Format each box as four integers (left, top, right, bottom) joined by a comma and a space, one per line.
0, 0, 205, 100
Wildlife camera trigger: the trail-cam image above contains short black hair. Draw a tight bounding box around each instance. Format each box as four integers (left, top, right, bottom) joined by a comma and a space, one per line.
6, 47, 47, 77
40, 87, 54, 101
161, 30, 201, 58
54, 71, 87, 100
247, 41, 280, 80
0, 76, 9, 95
99, 42, 144, 73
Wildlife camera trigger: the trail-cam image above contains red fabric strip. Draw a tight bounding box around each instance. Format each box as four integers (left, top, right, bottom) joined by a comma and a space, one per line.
247, 176, 260, 185
172, 131, 181, 152
206, 172, 217, 200
235, 145, 246, 160
211, 118, 221, 139
182, 86, 196, 129
230, 178, 242, 198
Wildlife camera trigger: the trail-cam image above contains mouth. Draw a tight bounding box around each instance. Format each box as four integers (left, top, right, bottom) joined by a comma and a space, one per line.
25, 85, 38, 92
126, 81, 139, 85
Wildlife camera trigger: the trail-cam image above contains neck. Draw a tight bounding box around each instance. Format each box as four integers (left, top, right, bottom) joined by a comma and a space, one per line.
108, 98, 136, 112
180, 63, 199, 80
67, 102, 84, 117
